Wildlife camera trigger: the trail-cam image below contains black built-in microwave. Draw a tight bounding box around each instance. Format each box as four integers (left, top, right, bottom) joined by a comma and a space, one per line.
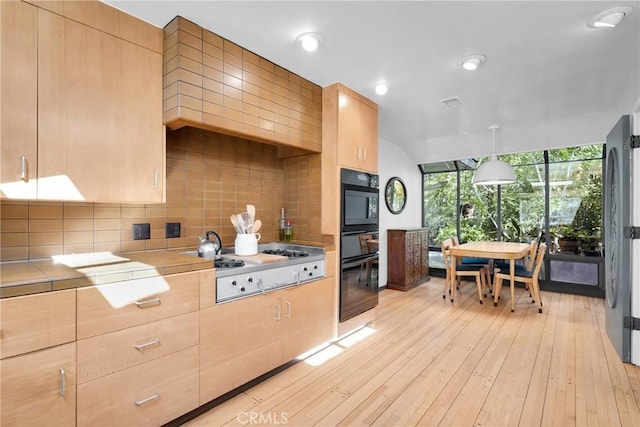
341, 168, 379, 232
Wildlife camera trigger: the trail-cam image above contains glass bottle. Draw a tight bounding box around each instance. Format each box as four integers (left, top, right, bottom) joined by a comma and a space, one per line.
283, 220, 293, 242
279, 208, 286, 241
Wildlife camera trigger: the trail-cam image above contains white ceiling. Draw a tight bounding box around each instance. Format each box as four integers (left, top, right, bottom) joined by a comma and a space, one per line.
103, 0, 640, 164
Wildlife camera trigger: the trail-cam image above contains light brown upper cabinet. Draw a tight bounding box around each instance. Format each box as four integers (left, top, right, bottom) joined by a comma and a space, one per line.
37, 9, 164, 203
0, 0, 38, 199
324, 83, 378, 173
1, 1, 165, 203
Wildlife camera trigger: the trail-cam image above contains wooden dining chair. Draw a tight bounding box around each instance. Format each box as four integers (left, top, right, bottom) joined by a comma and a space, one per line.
452, 236, 492, 294
494, 243, 547, 313
493, 240, 538, 300
441, 238, 488, 304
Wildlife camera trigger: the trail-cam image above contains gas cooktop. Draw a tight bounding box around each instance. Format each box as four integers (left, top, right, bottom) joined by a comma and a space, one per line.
262, 248, 309, 257
182, 242, 326, 303
181, 242, 324, 276
214, 259, 244, 268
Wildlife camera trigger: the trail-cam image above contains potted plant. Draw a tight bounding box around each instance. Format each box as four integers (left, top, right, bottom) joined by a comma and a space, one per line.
553, 225, 581, 254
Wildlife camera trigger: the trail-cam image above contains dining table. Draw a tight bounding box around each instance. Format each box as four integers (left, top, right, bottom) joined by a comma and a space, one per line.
449, 241, 530, 307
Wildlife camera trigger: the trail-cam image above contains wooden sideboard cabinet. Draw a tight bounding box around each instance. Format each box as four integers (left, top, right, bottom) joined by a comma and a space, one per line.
387, 228, 430, 291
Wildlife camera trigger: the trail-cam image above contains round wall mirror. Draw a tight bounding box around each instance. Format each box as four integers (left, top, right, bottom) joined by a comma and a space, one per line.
385, 177, 407, 214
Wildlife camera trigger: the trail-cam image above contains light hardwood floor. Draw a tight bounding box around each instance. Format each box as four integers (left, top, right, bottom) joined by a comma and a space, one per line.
186, 278, 640, 426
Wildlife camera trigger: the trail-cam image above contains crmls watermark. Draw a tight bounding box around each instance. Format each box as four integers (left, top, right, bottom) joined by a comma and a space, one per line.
237, 411, 289, 425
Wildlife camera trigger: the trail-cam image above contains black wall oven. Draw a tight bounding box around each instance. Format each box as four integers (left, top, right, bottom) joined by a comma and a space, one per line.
340, 168, 379, 322
341, 169, 379, 232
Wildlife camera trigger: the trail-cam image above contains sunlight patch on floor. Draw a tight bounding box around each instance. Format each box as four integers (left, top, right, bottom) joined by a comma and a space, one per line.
300, 324, 376, 367
337, 326, 375, 348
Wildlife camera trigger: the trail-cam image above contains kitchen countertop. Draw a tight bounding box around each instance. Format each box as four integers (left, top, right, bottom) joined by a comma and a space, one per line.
0, 241, 335, 299
0, 250, 213, 298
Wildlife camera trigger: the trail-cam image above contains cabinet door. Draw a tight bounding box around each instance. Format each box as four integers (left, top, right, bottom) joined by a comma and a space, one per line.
0, 343, 76, 426
199, 293, 282, 405
0, 289, 76, 359
0, 0, 38, 199
359, 100, 379, 173
117, 37, 164, 203
37, 9, 163, 203
281, 278, 335, 362
337, 90, 362, 169
337, 89, 378, 173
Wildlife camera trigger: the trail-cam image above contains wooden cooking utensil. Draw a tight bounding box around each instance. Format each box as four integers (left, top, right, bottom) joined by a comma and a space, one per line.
247, 204, 256, 221
251, 219, 262, 233
230, 214, 242, 234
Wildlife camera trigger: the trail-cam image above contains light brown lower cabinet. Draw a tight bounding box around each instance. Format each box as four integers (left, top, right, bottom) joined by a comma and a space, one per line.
77, 346, 199, 427
77, 311, 199, 384
280, 278, 335, 361
199, 277, 335, 405
0, 343, 76, 426
76, 271, 200, 339
0, 288, 76, 359
199, 292, 283, 405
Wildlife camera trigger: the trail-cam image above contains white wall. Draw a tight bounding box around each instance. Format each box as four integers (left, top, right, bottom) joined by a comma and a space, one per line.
377, 138, 423, 287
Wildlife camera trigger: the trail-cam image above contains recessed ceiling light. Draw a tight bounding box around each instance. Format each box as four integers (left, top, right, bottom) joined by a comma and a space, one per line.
296, 32, 324, 52
375, 82, 388, 95
588, 6, 633, 28
459, 54, 486, 71
440, 96, 463, 108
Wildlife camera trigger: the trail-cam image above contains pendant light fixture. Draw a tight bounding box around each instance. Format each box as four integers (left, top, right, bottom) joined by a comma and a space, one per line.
472, 125, 516, 186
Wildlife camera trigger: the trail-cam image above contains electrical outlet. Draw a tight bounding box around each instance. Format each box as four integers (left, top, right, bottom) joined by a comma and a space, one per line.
166, 222, 181, 238
132, 223, 151, 240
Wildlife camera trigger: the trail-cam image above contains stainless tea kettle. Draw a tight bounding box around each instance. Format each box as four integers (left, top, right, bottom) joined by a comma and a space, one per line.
197, 231, 222, 259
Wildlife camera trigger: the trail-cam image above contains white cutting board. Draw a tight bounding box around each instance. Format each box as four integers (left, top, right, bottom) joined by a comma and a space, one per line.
232, 253, 288, 264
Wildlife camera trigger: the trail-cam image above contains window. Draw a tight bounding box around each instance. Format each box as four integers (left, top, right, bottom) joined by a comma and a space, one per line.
420, 144, 604, 295
547, 146, 604, 256
501, 161, 546, 243
423, 171, 456, 269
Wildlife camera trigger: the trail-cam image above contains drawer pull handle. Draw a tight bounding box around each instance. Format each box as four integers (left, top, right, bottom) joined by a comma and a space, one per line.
134, 338, 161, 350
135, 392, 160, 406
154, 169, 158, 188
275, 303, 281, 321
285, 301, 292, 318
20, 155, 28, 181
60, 368, 66, 397
135, 297, 161, 308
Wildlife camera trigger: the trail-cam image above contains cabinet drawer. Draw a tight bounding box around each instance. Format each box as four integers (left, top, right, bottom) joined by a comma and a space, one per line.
0, 289, 76, 359
77, 311, 199, 384
77, 346, 199, 427
77, 271, 199, 339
